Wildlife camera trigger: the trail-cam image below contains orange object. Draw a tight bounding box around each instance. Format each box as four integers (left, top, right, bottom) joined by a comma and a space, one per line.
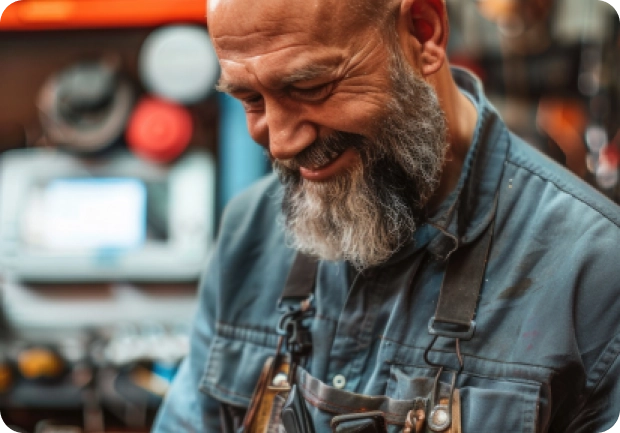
0, 0, 207, 31
126, 96, 194, 164
0, 362, 12, 392
17, 347, 64, 379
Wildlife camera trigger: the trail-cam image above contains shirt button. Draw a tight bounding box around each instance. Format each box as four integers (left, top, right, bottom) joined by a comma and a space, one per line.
332, 374, 346, 389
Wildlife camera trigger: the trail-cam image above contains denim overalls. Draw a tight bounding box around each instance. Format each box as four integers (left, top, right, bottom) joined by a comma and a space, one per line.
153, 69, 620, 433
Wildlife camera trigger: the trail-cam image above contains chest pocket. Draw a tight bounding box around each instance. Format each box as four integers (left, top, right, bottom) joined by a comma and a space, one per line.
388, 365, 544, 433
199, 333, 279, 408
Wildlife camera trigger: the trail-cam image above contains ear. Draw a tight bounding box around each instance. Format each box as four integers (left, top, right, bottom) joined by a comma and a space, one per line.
398, 0, 448, 76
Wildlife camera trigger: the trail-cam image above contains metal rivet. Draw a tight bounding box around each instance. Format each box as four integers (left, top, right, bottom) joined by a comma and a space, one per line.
272, 372, 289, 387
429, 405, 450, 431
332, 374, 346, 389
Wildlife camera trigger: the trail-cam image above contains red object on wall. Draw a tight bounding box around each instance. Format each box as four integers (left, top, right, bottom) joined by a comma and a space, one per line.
125, 96, 194, 164
0, 0, 207, 31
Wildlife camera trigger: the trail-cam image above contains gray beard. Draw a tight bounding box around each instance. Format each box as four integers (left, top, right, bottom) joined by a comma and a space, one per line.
273, 57, 448, 270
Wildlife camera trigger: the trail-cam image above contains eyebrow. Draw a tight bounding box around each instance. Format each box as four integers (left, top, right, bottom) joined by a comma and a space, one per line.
215, 80, 251, 94
216, 63, 337, 95
279, 64, 335, 86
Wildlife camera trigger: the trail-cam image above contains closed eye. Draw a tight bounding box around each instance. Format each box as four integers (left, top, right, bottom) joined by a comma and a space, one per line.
239, 93, 264, 112
287, 82, 334, 102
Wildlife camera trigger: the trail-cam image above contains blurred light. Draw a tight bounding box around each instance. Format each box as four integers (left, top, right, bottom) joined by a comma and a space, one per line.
586, 152, 599, 174
126, 97, 194, 164
585, 125, 608, 153
497, 15, 525, 38
0, 0, 207, 31
596, 145, 620, 189
18, 1, 75, 21
139, 25, 219, 104
596, 162, 618, 189
578, 71, 601, 96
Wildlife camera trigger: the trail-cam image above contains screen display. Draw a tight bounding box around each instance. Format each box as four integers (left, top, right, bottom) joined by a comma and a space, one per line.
22, 178, 147, 252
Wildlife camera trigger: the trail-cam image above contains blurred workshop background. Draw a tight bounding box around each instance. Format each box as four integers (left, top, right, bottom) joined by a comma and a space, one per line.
0, 0, 617, 432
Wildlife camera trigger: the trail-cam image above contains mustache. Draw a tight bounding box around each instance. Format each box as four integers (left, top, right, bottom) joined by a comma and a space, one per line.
275, 131, 363, 171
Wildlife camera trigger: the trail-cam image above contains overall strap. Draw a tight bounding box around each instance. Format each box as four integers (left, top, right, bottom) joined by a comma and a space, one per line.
279, 252, 318, 304
282, 213, 495, 341
277, 252, 318, 377
429, 218, 495, 340
424, 219, 495, 432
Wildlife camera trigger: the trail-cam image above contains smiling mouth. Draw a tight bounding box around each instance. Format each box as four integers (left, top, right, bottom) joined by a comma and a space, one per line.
299, 148, 359, 182
306, 148, 347, 170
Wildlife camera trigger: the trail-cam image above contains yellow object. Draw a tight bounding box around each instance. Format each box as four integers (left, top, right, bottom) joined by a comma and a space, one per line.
0, 363, 12, 392
17, 348, 64, 379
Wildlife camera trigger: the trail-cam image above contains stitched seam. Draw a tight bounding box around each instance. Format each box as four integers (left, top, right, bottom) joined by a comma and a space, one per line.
388, 363, 546, 388
381, 335, 562, 374
505, 159, 620, 229
216, 320, 278, 337
215, 321, 280, 349
208, 380, 253, 400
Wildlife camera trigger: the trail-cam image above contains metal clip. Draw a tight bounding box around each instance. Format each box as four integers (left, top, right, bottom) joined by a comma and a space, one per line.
276, 295, 315, 358
423, 336, 464, 432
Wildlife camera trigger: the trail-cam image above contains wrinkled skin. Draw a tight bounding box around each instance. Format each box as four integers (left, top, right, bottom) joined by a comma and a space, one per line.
208, 0, 477, 267
210, 0, 396, 166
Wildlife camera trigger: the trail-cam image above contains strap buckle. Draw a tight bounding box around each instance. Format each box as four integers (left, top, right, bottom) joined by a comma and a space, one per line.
427, 317, 476, 341
423, 336, 464, 433
276, 295, 315, 358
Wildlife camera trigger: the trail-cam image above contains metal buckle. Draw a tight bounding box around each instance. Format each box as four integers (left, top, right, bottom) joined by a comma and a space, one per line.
427, 317, 476, 340
276, 295, 315, 359
425, 367, 457, 432
423, 334, 465, 433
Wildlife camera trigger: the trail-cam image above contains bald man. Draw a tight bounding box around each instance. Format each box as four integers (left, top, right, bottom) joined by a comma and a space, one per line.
153, 0, 620, 432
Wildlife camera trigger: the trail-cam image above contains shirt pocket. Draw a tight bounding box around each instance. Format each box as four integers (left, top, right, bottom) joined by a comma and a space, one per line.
199, 332, 278, 408
388, 364, 544, 433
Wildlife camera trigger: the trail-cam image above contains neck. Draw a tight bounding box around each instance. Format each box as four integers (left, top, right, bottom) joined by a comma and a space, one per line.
426, 63, 478, 211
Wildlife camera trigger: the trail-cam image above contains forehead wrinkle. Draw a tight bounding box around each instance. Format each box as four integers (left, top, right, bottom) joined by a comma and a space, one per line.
219, 43, 346, 90
214, 34, 320, 64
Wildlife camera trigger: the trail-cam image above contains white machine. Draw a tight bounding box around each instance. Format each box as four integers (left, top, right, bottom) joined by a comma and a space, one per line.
0, 148, 215, 330
0, 148, 215, 282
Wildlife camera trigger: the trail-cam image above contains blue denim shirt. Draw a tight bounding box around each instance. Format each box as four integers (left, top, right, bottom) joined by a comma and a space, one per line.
153, 69, 620, 433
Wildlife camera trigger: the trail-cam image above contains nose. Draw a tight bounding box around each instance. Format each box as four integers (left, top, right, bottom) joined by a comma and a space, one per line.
263, 97, 318, 161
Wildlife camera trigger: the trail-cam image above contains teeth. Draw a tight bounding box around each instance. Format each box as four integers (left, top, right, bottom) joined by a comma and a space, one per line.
309, 150, 344, 170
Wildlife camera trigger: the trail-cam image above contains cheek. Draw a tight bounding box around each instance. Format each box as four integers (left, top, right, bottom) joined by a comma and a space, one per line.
314, 94, 391, 136
246, 112, 269, 148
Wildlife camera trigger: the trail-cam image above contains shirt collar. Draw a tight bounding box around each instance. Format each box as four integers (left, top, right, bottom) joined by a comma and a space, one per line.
424, 68, 510, 260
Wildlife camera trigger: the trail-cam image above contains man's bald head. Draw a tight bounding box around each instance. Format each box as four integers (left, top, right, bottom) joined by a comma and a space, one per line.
207, 0, 397, 51
208, 0, 450, 82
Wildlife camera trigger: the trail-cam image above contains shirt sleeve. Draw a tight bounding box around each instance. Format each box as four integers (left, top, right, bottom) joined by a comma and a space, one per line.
152, 174, 284, 433
151, 250, 222, 433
